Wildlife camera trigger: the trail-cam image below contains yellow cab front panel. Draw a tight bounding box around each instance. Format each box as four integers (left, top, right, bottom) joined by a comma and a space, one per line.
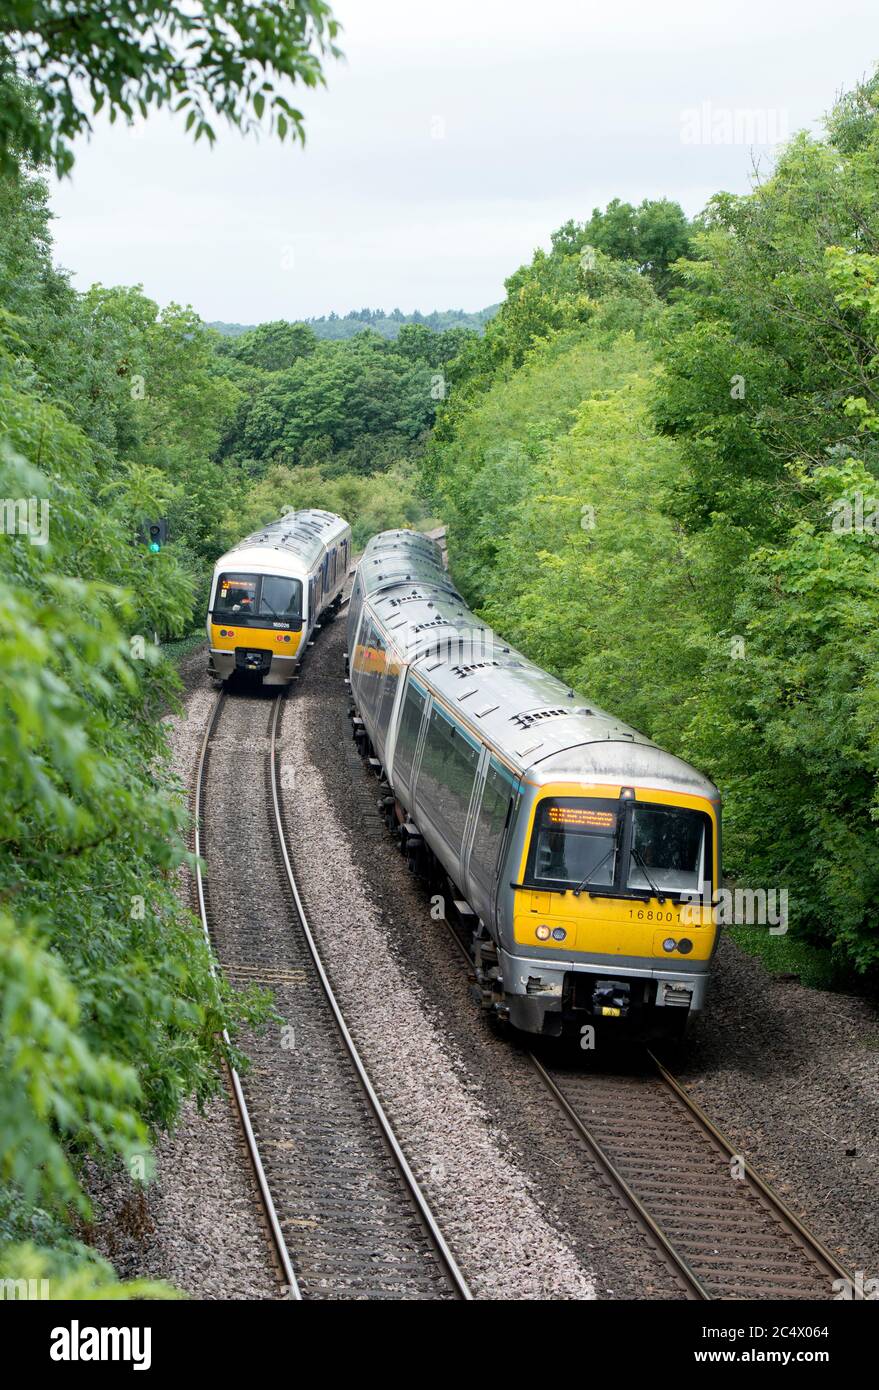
512, 783, 718, 963
209, 622, 303, 683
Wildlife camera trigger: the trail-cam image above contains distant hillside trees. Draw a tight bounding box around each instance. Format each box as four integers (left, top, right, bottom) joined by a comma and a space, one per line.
209, 303, 499, 342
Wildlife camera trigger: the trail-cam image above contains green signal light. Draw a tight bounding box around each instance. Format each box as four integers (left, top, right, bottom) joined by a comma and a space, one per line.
149, 541, 161, 553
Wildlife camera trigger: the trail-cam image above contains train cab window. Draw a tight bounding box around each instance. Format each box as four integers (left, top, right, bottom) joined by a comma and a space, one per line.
258, 575, 302, 619
214, 573, 258, 614
526, 798, 619, 889
627, 805, 706, 896
525, 796, 711, 899
214, 573, 302, 624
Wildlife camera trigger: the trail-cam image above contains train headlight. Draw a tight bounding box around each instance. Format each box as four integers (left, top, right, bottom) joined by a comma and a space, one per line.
677, 938, 693, 954
535, 925, 551, 941
662, 938, 677, 952
551, 927, 567, 941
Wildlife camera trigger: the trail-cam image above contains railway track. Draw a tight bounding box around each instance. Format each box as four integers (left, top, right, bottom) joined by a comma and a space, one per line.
193, 682, 471, 1301
436, 914, 856, 1301
530, 1050, 855, 1300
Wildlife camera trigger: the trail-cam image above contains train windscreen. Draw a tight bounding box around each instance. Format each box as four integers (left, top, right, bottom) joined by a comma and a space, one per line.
213, 573, 303, 623
527, 798, 619, 889
525, 796, 709, 898
626, 805, 706, 895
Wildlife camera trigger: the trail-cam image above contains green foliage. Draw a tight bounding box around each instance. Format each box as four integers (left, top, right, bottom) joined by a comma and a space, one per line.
218, 329, 452, 473
554, 198, 693, 295
221, 319, 318, 372
475, 368, 704, 754
679, 461, 879, 969
427, 74, 879, 980
217, 459, 431, 551
0, 1242, 179, 1299
0, 157, 273, 1275
0, 911, 145, 1215
0, 2, 341, 176
425, 318, 658, 600
209, 304, 499, 341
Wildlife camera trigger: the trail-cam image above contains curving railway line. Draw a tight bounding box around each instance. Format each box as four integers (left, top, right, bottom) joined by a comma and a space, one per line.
437, 912, 857, 1301
189, 562, 859, 1303
192, 679, 471, 1301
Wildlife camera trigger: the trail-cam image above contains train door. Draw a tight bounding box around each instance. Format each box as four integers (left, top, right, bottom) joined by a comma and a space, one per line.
308, 572, 318, 629
464, 756, 520, 929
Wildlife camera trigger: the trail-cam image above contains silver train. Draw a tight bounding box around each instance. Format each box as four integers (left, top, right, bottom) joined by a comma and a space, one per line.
207, 509, 351, 686
347, 530, 721, 1039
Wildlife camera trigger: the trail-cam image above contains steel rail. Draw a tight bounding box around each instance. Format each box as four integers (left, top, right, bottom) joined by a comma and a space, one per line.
268, 692, 473, 1301
193, 688, 301, 1300
439, 912, 857, 1300
438, 915, 706, 1297
527, 1050, 710, 1298
647, 1050, 859, 1296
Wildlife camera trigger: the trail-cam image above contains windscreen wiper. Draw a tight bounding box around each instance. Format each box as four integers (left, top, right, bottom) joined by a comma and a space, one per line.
572, 844, 616, 897
631, 847, 664, 902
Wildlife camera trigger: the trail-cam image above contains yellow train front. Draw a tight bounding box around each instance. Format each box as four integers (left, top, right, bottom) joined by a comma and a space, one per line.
487, 764, 719, 1039
207, 509, 351, 686
347, 529, 720, 1042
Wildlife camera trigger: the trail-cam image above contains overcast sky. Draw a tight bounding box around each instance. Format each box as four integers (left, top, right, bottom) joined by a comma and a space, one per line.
49, 0, 878, 324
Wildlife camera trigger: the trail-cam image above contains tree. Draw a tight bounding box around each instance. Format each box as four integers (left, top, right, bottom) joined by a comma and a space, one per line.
426, 67, 879, 979
574, 198, 692, 293
223, 333, 438, 468
0, 1, 341, 176
649, 76, 879, 968
228, 319, 317, 372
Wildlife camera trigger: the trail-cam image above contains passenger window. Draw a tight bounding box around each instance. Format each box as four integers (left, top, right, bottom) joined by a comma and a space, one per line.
393, 680, 426, 790
416, 705, 480, 851
377, 654, 400, 742
356, 619, 387, 716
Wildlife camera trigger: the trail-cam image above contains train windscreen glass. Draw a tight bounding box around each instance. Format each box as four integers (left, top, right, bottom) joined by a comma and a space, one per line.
528, 798, 619, 888
214, 573, 302, 621
526, 796, 709, 897
258, 574, 302, 619
215, 573, 258, 614
627, 805, 705, 895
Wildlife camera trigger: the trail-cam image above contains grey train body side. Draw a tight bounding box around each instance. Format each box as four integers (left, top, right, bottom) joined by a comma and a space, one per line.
347, 529, 721, 1037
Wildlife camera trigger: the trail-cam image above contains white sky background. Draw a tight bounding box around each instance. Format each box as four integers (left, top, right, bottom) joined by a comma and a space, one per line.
49, 0, 879, 323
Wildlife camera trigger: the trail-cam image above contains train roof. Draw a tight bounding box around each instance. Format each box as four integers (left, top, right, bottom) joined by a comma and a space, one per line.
215, 509, 350, 573
359, 531, 719, 800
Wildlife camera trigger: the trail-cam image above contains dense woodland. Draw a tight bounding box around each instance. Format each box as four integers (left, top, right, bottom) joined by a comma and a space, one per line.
210, 304, 499, 341
1, 5, 878, 1291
